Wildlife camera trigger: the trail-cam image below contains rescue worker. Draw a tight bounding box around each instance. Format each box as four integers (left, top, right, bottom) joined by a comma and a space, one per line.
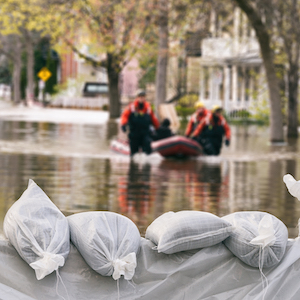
185, 101, 209, 138
120, 89, 160, 156
152, 118, 174, 141
191, 105, 231, 155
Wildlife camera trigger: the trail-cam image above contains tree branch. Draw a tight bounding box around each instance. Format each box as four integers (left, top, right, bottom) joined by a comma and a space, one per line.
64, 38, 106, 68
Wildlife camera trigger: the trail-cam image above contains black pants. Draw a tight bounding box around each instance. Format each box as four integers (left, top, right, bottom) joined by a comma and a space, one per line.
196, 137, 222, 156
129, 134, 152, 156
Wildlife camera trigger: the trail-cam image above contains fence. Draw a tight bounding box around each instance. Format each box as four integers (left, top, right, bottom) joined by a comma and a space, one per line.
50, 96, 109, 110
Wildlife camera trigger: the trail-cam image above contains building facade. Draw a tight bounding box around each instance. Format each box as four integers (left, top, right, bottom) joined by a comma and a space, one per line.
198, 7, 267, 113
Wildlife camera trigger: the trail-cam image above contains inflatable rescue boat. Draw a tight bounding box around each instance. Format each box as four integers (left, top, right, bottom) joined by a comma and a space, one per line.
110, 135, 203, 158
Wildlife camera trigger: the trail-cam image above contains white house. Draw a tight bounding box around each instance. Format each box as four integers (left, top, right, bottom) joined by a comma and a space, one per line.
198, 7, 267, 113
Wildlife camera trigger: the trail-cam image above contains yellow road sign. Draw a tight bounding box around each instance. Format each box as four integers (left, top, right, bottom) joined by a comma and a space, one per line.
38, 67, 52, 82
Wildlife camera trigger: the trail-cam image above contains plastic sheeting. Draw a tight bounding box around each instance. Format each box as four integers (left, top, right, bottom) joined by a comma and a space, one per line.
1, 235, 300, 300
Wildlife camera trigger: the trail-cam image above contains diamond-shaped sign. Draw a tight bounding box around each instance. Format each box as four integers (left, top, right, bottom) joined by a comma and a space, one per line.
38, 67, 52, 82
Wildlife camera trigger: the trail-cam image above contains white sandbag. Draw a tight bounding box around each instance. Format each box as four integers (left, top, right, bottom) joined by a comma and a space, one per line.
283, 174, 300, 201
222, 211, 288, 268
145, 210, 234, 254
67, 211, 141, 280
3, 179, 70, 280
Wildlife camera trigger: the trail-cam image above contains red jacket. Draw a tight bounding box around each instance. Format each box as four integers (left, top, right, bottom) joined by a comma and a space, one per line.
121, 99, 160, 129
185, 108, 209, 137
192, 113, 231, 139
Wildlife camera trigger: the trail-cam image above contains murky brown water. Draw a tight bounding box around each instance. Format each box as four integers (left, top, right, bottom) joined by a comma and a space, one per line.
0, 116, 299, 238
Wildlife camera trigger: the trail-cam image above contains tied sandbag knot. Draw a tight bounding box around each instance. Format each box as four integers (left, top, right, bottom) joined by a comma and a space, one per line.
30, 252, 65, 280
112, 252, 137, 280
250, 215, 276, 249
283, 174, 300, 201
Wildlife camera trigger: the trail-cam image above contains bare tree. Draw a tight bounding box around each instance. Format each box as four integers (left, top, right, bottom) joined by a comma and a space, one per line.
22, 30, 35, 104
0, 35, 23, 104
155, 0, 169, 113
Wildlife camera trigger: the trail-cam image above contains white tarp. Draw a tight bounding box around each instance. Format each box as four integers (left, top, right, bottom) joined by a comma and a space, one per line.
0, 235, 300, 300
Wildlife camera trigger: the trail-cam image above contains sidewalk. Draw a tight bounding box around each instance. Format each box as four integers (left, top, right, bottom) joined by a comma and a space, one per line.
0, 100, 110, 125
0, 99, 14, 109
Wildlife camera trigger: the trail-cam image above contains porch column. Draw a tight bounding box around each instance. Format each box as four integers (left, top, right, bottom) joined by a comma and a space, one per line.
199, 66, 204, 101
232, 65, 238, 108
224, 65, 231, 112
209, 67, 214, 104
241, 66, 246, 108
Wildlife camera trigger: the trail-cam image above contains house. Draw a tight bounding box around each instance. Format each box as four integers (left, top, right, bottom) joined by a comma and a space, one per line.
54, 48, 139, 109
198, 7, 266, 113
166, 6, 268, 115
57, 6, 268, 114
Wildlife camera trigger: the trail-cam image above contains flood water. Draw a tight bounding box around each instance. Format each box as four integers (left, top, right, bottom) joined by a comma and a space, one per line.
0, 108, 300, 238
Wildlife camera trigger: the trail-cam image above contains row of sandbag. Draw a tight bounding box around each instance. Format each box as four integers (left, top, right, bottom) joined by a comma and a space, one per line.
2, 176, 297, 283
3, 180, 140, 281
148, 173, 300, 269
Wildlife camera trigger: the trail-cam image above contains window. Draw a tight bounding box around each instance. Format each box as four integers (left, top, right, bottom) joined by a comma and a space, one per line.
245, 68, 250, 101
217, 68, 224, 100
252, 67, 260, 100
237, 66, 244, 101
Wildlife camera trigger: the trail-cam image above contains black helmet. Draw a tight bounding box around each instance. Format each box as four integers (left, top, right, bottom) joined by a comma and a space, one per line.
136, 89, 146, 97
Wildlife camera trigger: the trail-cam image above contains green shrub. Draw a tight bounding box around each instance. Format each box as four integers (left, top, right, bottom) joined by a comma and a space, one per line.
249, 98, 270, 124
102, 104, 109, 111
175, 94, 199, 122
175, 106, 194, 120
177, 94, 199, 107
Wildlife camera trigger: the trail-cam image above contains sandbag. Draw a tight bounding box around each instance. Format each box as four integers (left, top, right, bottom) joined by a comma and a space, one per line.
145, 210, 234, 254
222, 211, 288, 268
3, 179, 70, 280
67, 211, 141, 280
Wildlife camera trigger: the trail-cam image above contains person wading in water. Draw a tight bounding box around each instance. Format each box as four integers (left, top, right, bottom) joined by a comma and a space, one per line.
120, 90, 160, 157
185, 101, 209, 138
191, 105, 231, 155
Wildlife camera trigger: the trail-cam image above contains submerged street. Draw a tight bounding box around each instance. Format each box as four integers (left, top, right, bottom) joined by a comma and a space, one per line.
0, 102, 299, 238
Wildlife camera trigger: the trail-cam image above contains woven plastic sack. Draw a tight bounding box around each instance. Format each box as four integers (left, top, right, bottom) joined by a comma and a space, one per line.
145, 210, 234, 254
222, 211, 288, 268
3, 179, 70, 280
67, 211, 141, 280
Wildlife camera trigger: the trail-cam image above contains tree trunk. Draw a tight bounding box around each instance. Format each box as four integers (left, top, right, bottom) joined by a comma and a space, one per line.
155, 0, 169, 116
25, 31, 35, 106
107, 52, 121, 119
260, 45, 284, 142
235, 0, 284, 143
287, 64, 299, 137
13, 37, 22, 104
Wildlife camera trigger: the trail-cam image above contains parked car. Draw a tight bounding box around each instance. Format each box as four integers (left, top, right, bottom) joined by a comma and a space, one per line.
82, 82, 109, 97
51, 82, 109, 110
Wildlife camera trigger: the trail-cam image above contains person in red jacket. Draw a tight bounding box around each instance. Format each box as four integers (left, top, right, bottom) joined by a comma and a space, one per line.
185, 101, 209, 137
191, 105, 231, 155
120, 90, 160, 156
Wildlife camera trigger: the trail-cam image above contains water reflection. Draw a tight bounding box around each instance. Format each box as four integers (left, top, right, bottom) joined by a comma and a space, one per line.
155, 159, 228, 216
118, 161, 154, 234
0, 117, 299, 238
